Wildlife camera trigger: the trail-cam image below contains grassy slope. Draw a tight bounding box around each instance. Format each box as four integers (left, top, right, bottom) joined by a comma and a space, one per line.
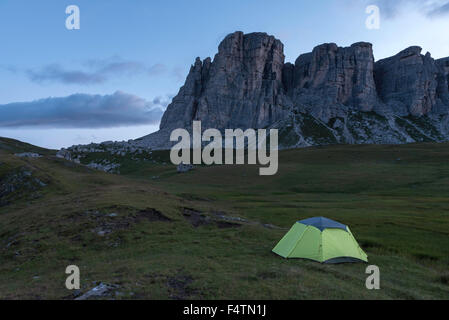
0, 137, 448, 299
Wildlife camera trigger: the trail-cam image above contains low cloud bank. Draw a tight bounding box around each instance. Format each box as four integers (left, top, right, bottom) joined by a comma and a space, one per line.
0, 91, 169, 129
24, 56, 183, 86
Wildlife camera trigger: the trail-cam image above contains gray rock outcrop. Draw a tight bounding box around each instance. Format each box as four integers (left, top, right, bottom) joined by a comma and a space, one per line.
374, 47, 449, 116
437, 57, 449, 93
75, 283, 119, 300
139, 32, 291, 149
160, 32, 287, 131
115, 32, 449, 149
291, 42, 379, 114
14, 153, 42, 158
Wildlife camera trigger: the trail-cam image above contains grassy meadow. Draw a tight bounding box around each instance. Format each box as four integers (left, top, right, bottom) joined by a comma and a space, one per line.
0, 137, 448, 299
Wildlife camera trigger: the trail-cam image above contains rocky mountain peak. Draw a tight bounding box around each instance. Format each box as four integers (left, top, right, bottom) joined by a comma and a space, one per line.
290, 41, 378, 115
136, 31, 449, 150
398, 46, 423, 57
159, 31, 287, 133
374, 45, 449, 116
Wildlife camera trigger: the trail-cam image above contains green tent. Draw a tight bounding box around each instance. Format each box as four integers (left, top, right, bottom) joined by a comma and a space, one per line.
273, 217, 368, 264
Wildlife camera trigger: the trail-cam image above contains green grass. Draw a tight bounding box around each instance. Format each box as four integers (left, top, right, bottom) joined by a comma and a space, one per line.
0, 137, 56, 156
0, 137, 448, 299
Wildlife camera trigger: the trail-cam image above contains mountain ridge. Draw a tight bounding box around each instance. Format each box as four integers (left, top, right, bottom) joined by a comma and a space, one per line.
133, 31, 449, 149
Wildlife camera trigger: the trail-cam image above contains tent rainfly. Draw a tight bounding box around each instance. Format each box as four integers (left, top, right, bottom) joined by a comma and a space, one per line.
272, 217, 368, 264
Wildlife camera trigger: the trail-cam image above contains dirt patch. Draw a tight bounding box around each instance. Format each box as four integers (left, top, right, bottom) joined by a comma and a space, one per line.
359, 240, 385, 249
143, 272, 199, 299
182, 208, 242, 229
135, 208, 172, 222
216, 221, 242, 229
212, 211, 282, 229
61, 206, 172, 238
182, 208, 211, 227
167, 275, 197, 300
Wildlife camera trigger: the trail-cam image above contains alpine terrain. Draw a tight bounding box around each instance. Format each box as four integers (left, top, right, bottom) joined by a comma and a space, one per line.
135, 31, 449, 150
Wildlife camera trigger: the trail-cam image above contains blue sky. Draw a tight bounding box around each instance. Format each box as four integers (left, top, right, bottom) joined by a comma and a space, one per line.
1, 0, 449, 148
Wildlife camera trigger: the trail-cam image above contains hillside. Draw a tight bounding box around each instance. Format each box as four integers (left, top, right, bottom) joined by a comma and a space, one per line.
1, 137, 449, 299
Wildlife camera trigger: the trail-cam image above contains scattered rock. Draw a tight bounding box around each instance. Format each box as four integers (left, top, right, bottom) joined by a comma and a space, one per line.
14, 153, 42, 158
72, 289, 82, 298
216, 221, 242, 229
97, 230, 111, 237
82, 207, 171, 237
183, 208, 242, 228
87, 161, 121, 173
212, 212, 248, 223
182, 208, 211, 227
177, 163, 194, 173
262, 224, 279, 229
0, 168, 47, 206
136, 208, 172, 222
75, 283, 119, 300
56, 142, 152, 174
56, 149, 73, 161
212, 211, 284, 229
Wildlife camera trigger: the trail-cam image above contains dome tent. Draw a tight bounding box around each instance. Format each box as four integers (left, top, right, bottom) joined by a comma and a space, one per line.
272, 217, 368, 264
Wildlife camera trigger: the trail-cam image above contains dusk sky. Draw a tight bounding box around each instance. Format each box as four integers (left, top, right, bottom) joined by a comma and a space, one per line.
1, 0, 449, 149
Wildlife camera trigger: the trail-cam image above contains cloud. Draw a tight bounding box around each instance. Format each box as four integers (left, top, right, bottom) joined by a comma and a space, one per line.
27, 64, 106, 85
151, 94, 174, 107
172, 66, 187, 82
147, 63, 168, 76
428, 1, 449, 16
26, 57, 169, 85
368, 0, 449, 19
0, 65, 19, 74
0, 91, 169, 128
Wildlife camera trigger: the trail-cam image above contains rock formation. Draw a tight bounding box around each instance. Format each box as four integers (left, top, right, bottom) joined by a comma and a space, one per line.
290, 42, 379, 114
131, 32, 449, 149
374, 47, 449, 116
438, 57, 449, 92
14, 152, 42, 158
160, 32, 288, 130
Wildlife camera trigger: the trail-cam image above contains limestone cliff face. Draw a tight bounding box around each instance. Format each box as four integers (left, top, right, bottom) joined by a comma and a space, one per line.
374, 47, 449, 116
438, 57, 449, 93
160, 32, 288, 132
291, 42, 378, 113
137, 31, 449, 150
